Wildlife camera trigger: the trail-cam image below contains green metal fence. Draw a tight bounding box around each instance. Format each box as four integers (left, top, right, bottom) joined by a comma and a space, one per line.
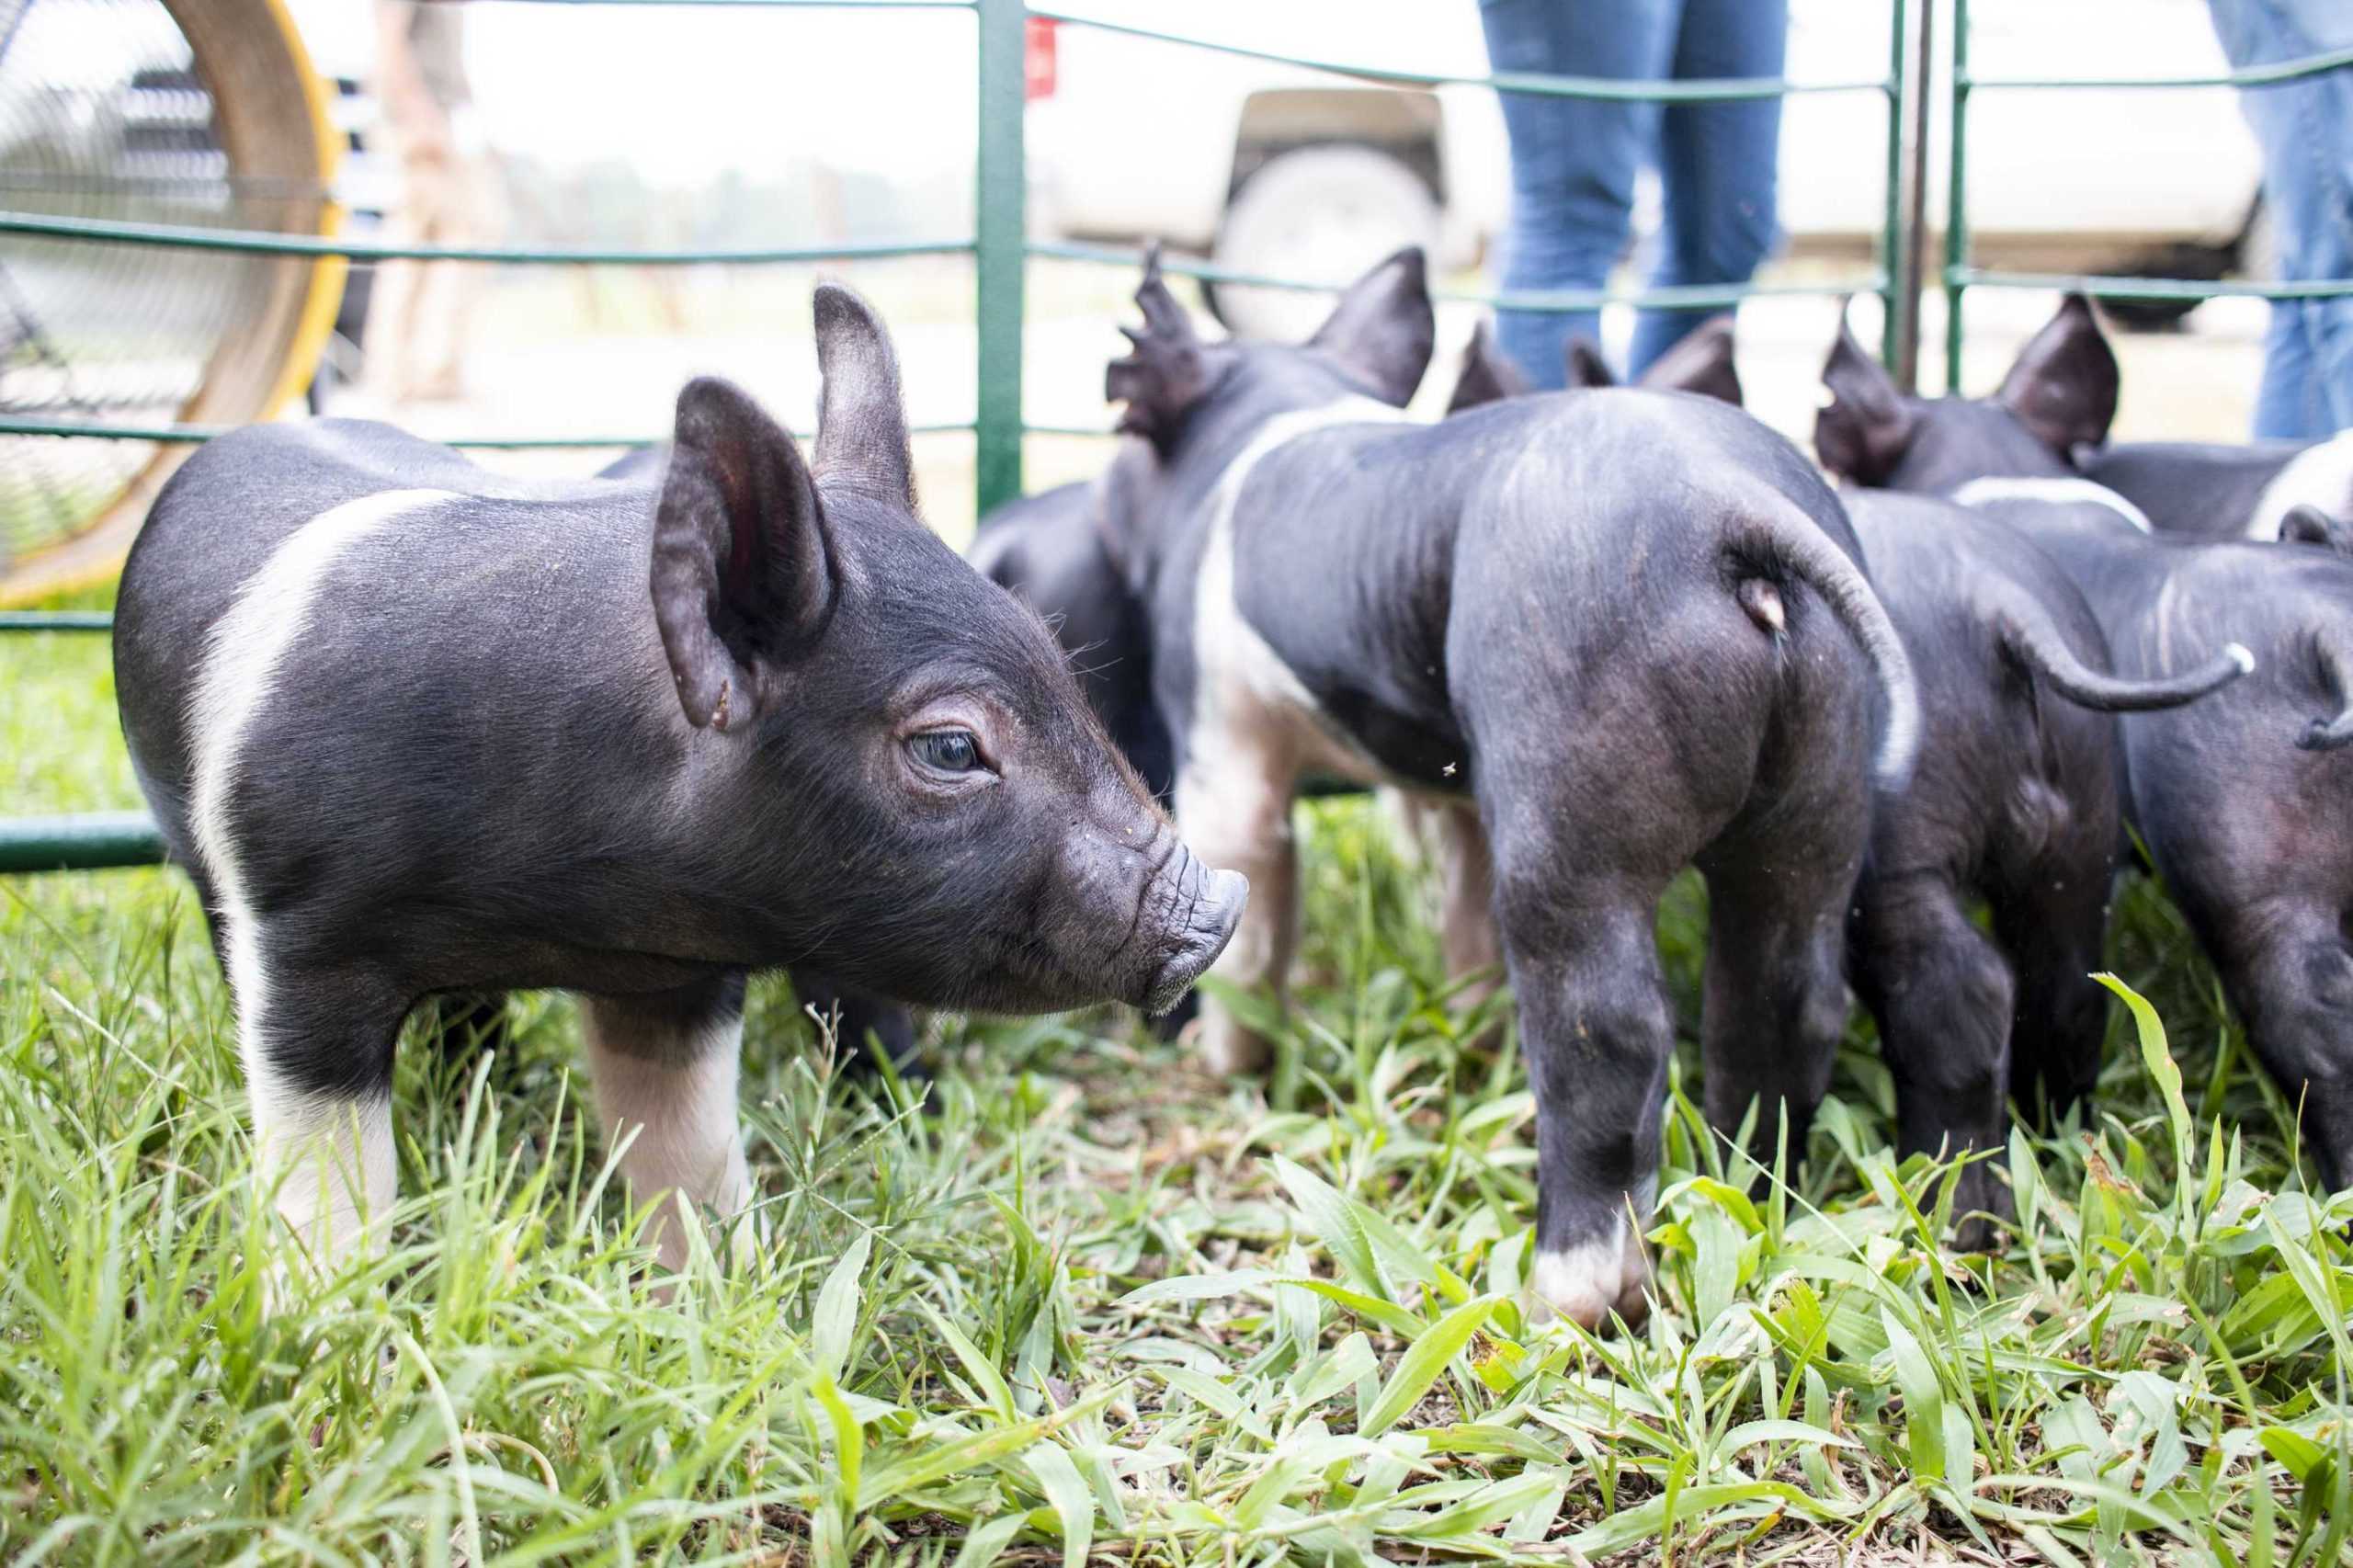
1, 0, 1914, 873
1942, 0, 2353, 390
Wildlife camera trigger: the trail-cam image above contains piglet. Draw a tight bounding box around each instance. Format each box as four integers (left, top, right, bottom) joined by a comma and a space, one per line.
1818, 293, 2353, 551
113, 285, 1245, 1289
1818, 312, 2353, 1198
1472, 320, 2251, 1246
1101, 249, 1915, 1329
968, 472, 1176, 804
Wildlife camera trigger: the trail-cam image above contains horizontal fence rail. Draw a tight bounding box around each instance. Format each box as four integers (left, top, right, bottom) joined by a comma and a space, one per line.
0, 814, 167, 875
1952, 270, 2353, 303
1028, 239, 1889, 315
0, 613, 111, 631
1961, 42, 2353, 93
0, 415, 976, 447
0, 211, 973, 267
1032, 7, 1893, 101
3, 0, 1915, 871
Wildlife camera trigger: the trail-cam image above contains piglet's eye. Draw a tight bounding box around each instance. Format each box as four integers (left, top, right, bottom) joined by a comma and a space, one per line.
909, 729, 983, 774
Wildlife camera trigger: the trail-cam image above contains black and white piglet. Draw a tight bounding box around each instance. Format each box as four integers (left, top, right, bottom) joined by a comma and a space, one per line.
1098, 248, 1916, 1328
1819, 306, 2353, 1196
1820, 292, 2353, 551
967, 473, 1177, 804
1836, 489, 2249, 1236
1468, 321, 2252, 1246
113, 286, 1245, 1286
1932, 294, 2353, 549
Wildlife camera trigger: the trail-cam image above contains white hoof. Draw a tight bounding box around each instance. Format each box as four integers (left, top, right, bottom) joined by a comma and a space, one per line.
1191, 1010, 1271, 1077
1529, 1223, 1651, 1331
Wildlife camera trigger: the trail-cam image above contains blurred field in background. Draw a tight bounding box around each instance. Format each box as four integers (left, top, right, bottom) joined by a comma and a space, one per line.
311, 254, 2268, 546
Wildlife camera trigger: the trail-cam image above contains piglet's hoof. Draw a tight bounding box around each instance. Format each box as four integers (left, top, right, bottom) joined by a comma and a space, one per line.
1528, 1224, 1652, 1332
1187, 1013, 1271, 1077
1947, 1166, 2014, 1256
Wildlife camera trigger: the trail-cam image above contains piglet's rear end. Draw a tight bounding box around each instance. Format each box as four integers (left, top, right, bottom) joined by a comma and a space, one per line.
112, 285, 1244, 1296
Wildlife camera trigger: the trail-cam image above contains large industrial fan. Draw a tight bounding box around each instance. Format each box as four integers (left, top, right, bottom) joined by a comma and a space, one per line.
0, 0, 343, 603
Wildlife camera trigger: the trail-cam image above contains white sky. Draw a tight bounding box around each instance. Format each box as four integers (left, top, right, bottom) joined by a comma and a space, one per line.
286, 1, 982, 181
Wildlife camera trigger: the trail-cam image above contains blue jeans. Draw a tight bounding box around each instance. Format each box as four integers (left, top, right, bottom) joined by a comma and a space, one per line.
2210, 0, 2353, 438
1477, 0, 1787, 389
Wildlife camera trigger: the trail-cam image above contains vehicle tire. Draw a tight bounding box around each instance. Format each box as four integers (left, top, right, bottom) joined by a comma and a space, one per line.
1208, 143, 1439, 342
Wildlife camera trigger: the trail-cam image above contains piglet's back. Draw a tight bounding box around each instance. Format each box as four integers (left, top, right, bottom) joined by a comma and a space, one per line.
114, 422, 661, 846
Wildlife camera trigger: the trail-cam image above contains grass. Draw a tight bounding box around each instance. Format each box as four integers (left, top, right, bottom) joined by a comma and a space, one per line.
4, 602, 2351, 1565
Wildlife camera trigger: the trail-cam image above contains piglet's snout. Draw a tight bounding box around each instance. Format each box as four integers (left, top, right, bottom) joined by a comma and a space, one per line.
1139, 854, 1248, 1016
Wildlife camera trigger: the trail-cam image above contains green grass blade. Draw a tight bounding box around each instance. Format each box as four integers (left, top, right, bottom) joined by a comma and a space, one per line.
1359, 1295, 1497, 1437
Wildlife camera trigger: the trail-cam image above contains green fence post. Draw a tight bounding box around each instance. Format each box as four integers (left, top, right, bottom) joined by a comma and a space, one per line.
1944, 0, 1971, 392
1881, 0, 1910, 378
974, 0, 1026, 517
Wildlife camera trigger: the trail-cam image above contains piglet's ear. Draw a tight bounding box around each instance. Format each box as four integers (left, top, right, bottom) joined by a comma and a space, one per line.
1814, 317, 1916, 484
651, 377, 834, 732
1309, 246, 1435, 406
1108, 244, 1230, 451
1997, 293, 2119, 457
812, 283, 917, 509
1563, 336, 1617, 391
1641, 315, 1744, 407
1447, 319, 1530, 414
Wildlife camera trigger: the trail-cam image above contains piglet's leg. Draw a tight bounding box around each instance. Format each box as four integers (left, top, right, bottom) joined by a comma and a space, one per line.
1430, 801, 1505, 1018
235, 946, 409, 1304
1500, 892, 1672, 1333
1993, 869, 2113, 1133
2212, 902, 2353, 1196
580, 972, 756, 1274
1848, 872, 2015, 1249
1696, 850, 1857, 1185
1173, 732, 1299, 1076
1475, 716, 1695, 1333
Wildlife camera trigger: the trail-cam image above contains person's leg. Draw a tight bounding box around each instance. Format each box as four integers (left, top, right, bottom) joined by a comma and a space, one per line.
1631, 0, 1787, 376
1478, 0, 1677, 388
417, 154, 504, 402
360, 222, 424, 403
2209, 0, 2353, 437
2281, 0, 2353, 431
407, 203, 465, 403
2255, 299, 2323, 442
363, 153, 462, 403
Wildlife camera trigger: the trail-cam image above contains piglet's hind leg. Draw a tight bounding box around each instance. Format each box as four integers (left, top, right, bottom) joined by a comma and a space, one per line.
1849, 874, 2015, 1248
2214, 903, 2353, 1195
1432, 801, 1505, 1022
1994, 872, 2113, 1134
1501, 895, 1674, 1333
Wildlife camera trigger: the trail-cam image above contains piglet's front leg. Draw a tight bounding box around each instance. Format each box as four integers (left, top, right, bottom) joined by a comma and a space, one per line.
1172, 731, 1300, 1076
580, 973, 757, 1275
